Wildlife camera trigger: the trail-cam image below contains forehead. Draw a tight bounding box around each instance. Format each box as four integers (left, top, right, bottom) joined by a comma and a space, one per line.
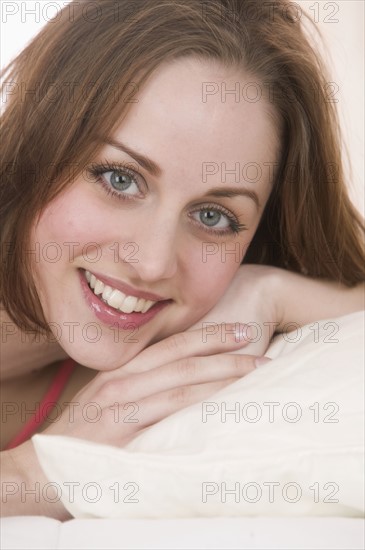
109, 57, 280, 187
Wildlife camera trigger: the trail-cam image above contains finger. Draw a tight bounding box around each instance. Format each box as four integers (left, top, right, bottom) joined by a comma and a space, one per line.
117, 323, 252, 377
132, 377, 241, 430
106, 353, 257, 403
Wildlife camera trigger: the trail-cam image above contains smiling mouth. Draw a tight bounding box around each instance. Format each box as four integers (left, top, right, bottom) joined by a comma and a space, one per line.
84, 270, 161, 314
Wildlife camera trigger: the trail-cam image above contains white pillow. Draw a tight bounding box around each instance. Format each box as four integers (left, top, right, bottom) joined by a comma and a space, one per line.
33, 311, 364, 519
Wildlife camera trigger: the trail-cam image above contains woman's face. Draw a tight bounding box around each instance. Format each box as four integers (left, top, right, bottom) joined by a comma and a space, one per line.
31, 57, 280, 369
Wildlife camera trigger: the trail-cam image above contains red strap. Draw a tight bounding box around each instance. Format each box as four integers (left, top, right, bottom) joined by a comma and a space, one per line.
4, 358, 76, 450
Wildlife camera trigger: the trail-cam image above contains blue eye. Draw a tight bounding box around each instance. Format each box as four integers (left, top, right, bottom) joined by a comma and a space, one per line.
194, 209, 230, 229
190, 203, 247, 235
103, 170, 139, 195
87, 162, 144, 200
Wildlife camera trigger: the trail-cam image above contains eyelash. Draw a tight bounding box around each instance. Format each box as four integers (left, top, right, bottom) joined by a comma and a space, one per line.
87, 160, 143, 201
86, 160, 247, 236
189, 204, 247, 236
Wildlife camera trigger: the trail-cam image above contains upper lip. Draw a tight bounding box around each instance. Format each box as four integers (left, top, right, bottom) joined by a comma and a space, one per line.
84, 269, 169, 302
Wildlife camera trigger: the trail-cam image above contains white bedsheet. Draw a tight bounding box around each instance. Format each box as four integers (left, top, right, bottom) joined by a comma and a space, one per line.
1, 516, 364, 549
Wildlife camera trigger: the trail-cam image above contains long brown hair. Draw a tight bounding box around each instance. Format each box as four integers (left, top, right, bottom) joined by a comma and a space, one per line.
1, 0, 364, 333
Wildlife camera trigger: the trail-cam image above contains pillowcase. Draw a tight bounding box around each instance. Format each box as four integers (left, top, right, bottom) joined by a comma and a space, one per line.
33, 311, 364, 519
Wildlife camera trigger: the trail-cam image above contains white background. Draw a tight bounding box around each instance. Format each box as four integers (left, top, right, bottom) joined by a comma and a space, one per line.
1, 0, 364, 215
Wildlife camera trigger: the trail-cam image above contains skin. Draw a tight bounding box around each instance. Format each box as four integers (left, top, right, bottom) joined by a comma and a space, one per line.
30, 57, 279, 371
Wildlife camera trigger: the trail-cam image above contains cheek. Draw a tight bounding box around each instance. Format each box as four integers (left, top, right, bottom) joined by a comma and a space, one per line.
186, 243, 241, 309
31, 183, 119, 265
38, 192, 90, 244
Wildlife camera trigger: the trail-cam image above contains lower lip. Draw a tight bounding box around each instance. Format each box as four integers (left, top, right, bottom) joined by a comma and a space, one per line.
78, 270, 171, 330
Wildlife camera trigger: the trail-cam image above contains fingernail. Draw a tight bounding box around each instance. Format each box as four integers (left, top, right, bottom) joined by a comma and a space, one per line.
254, 356, 272, 368
234, 323, 252, 342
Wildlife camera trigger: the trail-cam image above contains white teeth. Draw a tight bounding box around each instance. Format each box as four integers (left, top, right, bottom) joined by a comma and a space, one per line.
101, 285, 113, 302
90, 274, 96, 289
85, 271, 159, 313
141, 300, 154, 313
119, 295, 138, 314
107, 289, 126, 309
94, 280, 104, 295
134, 298, 145, 312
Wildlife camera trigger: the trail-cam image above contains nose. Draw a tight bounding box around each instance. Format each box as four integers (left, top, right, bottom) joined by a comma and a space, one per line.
120, 214, 179, 283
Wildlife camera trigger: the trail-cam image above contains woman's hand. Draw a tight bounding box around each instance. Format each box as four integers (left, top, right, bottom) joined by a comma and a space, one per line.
190, 264, 282, 357
42, 324, 257, 447
191, 263, 365, 359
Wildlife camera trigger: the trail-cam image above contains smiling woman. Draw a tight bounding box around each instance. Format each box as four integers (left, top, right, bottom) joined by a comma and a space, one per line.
26, 55, 279, 370
0, 0, 364, 520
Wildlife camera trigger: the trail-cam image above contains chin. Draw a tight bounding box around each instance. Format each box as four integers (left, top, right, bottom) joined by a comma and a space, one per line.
62, 340, 145, 371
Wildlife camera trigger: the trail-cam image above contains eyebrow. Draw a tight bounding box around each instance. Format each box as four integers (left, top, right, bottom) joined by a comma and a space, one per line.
101, 137, 162, 178
100, 138, 260, 210
203, 188, 260, 210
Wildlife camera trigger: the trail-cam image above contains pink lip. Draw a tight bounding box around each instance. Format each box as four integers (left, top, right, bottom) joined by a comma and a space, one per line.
79, 270, 172, 331
86, 269, 167, 302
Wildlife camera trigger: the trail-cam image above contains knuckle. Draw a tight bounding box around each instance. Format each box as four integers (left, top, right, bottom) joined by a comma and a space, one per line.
168, 385, 190, 404
231, 353, 254, 372
233, 354, 245, 371
164, 332, 189, 352
98, 379, 128, 402
175, 357, 197, 380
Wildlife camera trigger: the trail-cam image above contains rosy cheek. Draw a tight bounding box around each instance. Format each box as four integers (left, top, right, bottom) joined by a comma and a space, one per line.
186, 243, 239, 307
34, 185, 111, 260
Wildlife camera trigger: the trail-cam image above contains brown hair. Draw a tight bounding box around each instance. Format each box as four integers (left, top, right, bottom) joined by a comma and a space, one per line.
1, 0, 364, 333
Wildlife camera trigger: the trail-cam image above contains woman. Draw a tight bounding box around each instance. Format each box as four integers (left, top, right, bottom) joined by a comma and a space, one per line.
1, 0, 364, 518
